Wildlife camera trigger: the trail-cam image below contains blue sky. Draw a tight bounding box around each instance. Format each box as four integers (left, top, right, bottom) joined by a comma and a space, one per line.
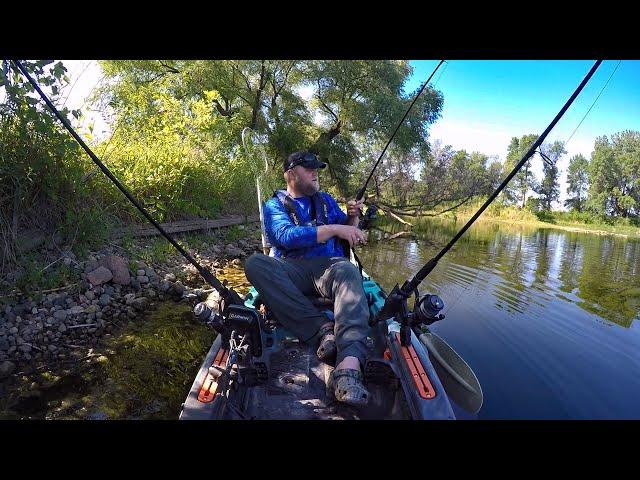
405, 60, 639, 208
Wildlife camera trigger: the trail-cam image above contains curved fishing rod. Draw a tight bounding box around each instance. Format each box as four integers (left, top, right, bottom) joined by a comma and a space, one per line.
399, 60, 603, 297
355, 59, 446, 202
11, 59, 243, 306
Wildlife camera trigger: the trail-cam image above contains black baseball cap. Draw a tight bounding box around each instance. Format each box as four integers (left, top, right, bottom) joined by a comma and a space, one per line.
283, 151, 327, 172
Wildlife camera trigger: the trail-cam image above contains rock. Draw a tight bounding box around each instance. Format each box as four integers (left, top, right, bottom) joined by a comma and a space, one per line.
0, 360, 16, 378
53, 310, 68, 322
130, 279, 141, 291
63, 257, 72, 266
137, 275, 149, 284
53, 294, 68, 307
102, 285, 115, 296
9, 327, 18, 335
84, 259, 99, 273
159, 281, 171, 293
136, 269, 146, 276
19, 344, 31, 353
58, 324, 67, 333
48, 344, 57, 352
224, 244, 244, 257
85, 305, 98, 314
87, 411, 109, 420
86, 267, 113, 286
130, 297, 149, 311
124, 293, 136, 305
0, 338, 9, 351
70, 306, 85, 315
172, 282, 185, 297
99, 255, 131, 285
164, 273, 176, 282
85, 291, 95, 301
99, 294, 111, 306
13, 303, 30, 317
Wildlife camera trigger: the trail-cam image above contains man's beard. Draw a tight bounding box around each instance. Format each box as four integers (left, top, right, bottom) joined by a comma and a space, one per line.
301, 180, 319, 196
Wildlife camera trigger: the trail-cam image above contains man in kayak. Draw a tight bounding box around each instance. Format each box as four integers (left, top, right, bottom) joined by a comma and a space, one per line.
244, 151, 370, 407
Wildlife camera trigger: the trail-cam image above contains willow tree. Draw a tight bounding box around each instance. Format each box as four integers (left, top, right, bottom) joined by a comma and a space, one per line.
303, 60, 443, 195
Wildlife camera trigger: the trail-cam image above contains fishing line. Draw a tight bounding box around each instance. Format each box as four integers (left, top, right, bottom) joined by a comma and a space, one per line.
61, 60, 93, 108
356, 59, 446, 202
565, 60, 622, 147
399, 60, 603, 298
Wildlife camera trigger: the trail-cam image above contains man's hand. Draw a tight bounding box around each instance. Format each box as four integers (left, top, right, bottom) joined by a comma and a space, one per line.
346, 199, 365, 218
331, 225, 367, 248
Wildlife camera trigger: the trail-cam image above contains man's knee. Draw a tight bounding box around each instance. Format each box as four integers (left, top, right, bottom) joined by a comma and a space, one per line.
244, 253, 271, 281
332, 260, 360, 282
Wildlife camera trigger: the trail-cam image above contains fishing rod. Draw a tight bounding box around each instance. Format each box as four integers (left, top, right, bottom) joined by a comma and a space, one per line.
373, 60, 604, 343
11, 59, 243, 307
355, 59, 446, 203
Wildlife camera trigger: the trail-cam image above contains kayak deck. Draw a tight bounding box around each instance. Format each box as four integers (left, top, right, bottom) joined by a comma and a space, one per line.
242, 336, 409, 420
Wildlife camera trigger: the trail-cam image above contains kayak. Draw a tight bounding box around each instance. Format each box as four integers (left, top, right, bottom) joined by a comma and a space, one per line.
179, 266, 474, 420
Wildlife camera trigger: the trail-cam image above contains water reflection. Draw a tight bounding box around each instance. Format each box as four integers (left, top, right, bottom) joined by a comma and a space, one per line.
359, 217, 640, 419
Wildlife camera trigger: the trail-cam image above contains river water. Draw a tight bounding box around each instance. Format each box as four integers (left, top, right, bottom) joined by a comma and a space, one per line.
358, 218, 640, 419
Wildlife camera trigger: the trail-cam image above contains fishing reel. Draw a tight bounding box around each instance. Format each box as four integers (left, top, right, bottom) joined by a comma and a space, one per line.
413, 294, 446, 326
193, 299, 263, 358
371, 282, 445, 346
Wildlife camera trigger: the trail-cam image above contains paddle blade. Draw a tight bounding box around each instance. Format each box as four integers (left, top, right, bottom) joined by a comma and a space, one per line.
419, 331, 483, 414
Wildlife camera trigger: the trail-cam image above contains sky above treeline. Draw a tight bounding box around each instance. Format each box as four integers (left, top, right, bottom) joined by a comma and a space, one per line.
407, 60, 638, 208
57, 60, 638, 210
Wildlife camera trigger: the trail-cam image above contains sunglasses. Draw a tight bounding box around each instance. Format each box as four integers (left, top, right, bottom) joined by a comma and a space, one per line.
285, 153, 320, 171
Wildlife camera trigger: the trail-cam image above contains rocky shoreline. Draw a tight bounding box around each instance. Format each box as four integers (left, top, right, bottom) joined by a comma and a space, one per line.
0, 225, 263, 382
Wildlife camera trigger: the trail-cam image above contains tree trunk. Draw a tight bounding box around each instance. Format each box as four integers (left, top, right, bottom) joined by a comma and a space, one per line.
309, 120, 342, 154
250, 61, 267, 130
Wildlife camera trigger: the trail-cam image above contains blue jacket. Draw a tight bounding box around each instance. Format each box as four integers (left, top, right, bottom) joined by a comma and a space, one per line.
263, 191, 348, 258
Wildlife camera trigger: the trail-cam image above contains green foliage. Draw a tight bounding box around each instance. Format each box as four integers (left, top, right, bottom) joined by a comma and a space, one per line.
565, 153, 589, 212
222, 225, 244, 243
13, 255, 77, 294
0, 60, 104, 272
587, 131, 640, 218
504, 134, 539, 207
535, 140, 565, 211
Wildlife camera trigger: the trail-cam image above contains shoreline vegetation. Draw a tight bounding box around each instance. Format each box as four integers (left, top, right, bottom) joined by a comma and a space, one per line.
394, 200, 640, 239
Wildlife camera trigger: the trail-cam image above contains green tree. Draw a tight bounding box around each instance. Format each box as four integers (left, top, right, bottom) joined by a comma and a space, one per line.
565, 153, 589, 212
587, 131, 640, 218
1, 60, 91, 271
535, 140, 566, 211
302, 60, 443, 195
504, 134, 539, 208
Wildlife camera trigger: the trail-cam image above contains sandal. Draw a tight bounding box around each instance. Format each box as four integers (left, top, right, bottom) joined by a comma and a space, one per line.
316, 324, 337, 363
328, 368, 369, 407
